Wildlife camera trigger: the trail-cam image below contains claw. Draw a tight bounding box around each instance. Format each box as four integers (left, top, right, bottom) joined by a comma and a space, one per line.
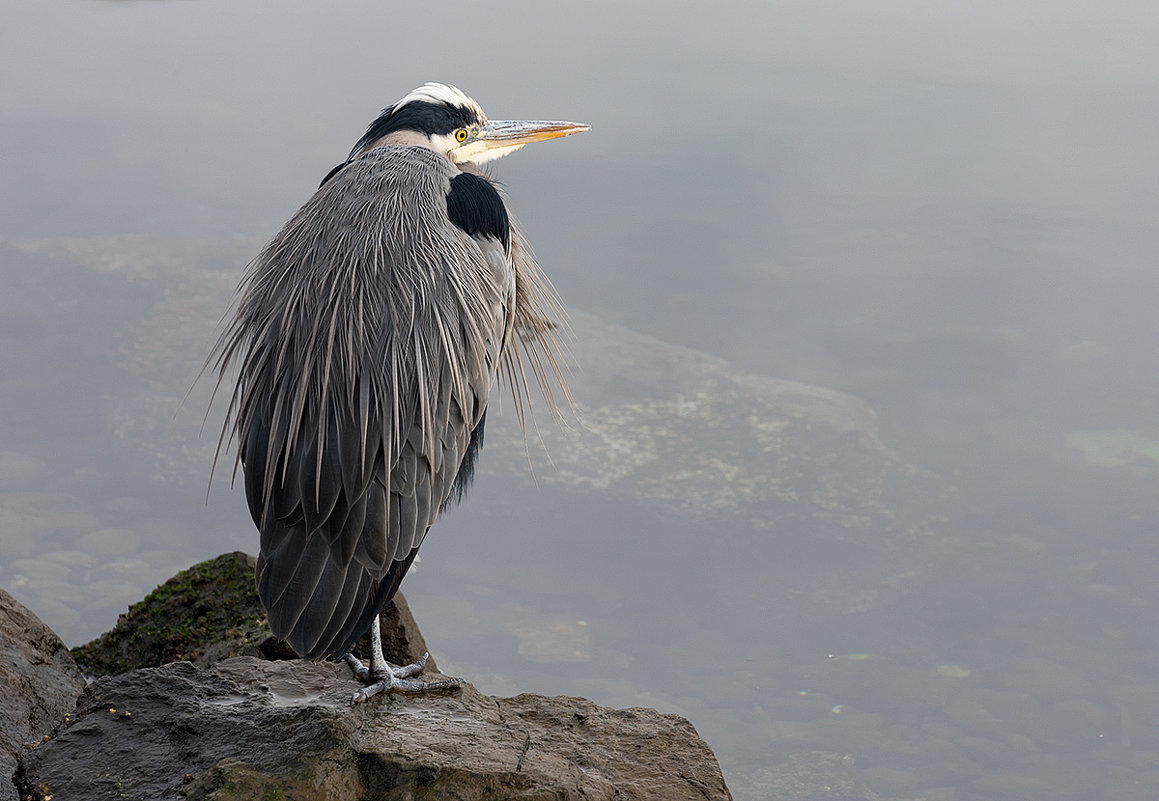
344, 652, 370, 681
352, 680, 390, 703
392, 652, 428, 679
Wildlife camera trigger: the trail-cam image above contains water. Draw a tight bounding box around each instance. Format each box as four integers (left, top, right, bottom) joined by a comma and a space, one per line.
3, 1, 1159, 798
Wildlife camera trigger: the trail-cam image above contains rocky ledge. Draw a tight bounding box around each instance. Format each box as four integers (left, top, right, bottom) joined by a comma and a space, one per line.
4, 553, 731, 800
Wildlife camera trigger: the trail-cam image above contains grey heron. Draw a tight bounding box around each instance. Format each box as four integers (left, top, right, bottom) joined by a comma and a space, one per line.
211, 83, 588, 700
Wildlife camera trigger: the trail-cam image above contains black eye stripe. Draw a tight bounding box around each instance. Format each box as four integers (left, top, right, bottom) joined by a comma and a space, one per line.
352, 101, 480, 156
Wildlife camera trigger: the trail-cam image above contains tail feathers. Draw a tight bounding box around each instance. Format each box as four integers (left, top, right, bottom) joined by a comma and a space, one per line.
257, 521, 419, 659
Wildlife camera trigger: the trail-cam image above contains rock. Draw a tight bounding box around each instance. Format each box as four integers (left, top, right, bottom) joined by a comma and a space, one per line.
19, 656, 731, 800
70, 552, 279, 676
70, 551, 437, 676
14, 554, 731, 799
0, 588, 85, 801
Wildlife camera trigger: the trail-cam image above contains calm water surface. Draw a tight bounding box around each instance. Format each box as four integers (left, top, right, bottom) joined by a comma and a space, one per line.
3, 1, 1159, 798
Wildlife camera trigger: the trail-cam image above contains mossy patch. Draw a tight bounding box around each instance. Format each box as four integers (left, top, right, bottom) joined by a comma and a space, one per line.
70, 551, 290, 677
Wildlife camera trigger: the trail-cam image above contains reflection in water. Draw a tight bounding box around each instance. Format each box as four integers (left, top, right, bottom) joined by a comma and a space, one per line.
3, 1, 1159, 798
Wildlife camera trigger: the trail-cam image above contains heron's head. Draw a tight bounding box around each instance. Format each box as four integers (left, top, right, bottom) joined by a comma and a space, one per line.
351, 82, 589, 166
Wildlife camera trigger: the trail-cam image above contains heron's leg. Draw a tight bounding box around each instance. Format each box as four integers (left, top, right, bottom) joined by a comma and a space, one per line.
343, 616, 390, 680
343, 615, 461, 702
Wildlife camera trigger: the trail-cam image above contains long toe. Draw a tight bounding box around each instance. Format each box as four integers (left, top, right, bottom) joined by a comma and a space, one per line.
350, 672, 461, 702
385, 652, 428, 680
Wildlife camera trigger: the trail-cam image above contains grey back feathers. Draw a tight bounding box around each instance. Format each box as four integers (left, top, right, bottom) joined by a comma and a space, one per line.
210, 143, 567, 658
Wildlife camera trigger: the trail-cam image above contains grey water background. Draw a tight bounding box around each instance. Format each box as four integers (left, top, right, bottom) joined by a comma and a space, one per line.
3, 1, 1159, 798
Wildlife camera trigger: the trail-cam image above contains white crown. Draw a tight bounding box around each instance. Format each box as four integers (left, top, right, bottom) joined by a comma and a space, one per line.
393, 83, 488, 123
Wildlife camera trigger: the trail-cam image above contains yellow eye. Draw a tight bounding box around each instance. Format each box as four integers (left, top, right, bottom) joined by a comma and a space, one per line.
455, 129, 469, 143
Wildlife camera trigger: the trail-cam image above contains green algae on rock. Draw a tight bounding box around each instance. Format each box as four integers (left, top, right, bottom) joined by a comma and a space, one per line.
69, 552, 284, 677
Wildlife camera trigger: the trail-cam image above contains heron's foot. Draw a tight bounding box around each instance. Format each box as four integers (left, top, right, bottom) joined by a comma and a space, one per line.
343, 651, 462, 702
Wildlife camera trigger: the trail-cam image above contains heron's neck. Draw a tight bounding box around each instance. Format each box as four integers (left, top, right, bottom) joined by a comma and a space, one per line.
355, 129, 437, 157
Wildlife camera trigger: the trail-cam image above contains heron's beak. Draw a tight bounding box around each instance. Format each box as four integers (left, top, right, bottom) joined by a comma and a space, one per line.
478, 120, 591, 148
457, 119, 589, 164
465, 119, 588, 161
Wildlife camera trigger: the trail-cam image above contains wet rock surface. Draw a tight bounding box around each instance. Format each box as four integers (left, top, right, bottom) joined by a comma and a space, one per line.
6, 554, 731, 800
0, 589, 85, 801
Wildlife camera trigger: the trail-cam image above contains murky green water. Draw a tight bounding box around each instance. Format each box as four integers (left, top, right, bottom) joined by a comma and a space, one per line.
3, 1, 1159, 798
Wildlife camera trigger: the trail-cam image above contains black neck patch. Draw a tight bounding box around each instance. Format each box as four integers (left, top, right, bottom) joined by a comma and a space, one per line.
446, 173, 510, 250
